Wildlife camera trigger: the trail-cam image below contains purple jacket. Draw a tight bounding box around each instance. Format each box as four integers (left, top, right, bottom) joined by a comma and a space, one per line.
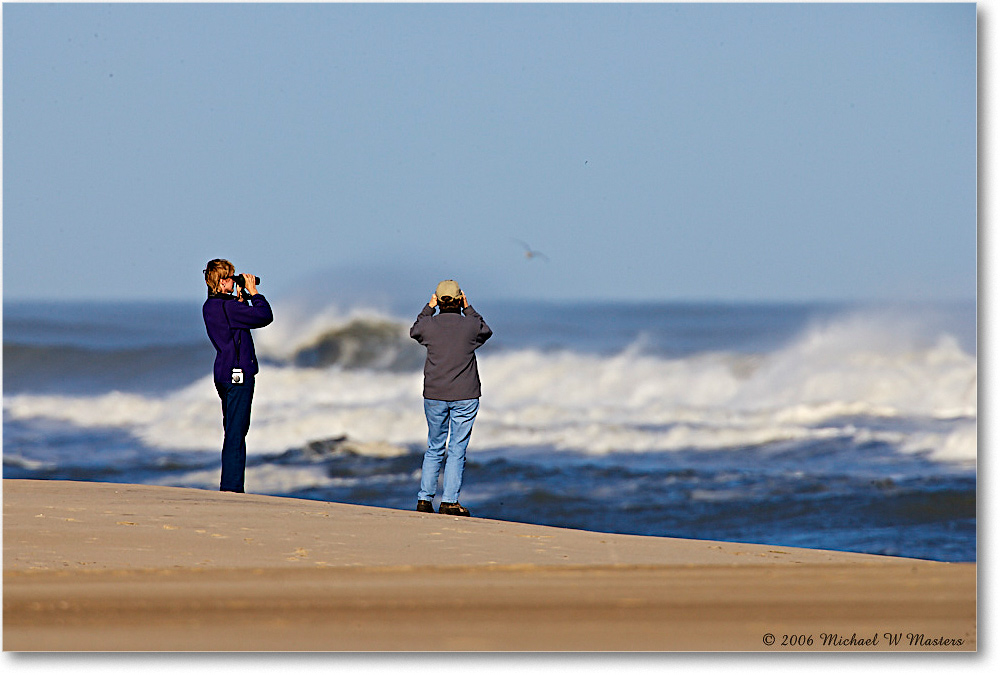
203, 292, 274, 383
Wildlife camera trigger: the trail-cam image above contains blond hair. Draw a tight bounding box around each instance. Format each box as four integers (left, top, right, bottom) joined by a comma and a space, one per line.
204, 258, 235, 293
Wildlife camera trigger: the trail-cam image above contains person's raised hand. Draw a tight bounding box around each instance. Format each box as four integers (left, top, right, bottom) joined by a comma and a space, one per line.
243, 274, 259, 296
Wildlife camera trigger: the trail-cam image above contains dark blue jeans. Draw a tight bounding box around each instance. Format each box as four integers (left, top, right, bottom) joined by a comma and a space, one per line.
215, 378, 255, 492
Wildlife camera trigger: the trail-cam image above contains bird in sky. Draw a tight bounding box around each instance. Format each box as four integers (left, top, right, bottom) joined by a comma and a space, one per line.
513, 239, 550, 262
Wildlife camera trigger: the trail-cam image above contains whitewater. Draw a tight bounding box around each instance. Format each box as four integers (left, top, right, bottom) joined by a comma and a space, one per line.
2, 298, 977, 561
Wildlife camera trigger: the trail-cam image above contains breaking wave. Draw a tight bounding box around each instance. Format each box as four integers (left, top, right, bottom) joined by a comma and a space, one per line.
254, 304, 423, 371
4, 310, 977, 467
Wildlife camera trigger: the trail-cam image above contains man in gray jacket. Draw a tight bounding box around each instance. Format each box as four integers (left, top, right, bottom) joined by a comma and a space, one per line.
410, 280, 492, 516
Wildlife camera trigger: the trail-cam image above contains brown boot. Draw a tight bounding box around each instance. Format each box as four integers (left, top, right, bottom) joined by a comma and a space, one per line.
438, 502, 471, 517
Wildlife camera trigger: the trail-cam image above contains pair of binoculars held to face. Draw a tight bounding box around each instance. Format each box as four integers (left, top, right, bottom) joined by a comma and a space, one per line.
230, 275, 261, 288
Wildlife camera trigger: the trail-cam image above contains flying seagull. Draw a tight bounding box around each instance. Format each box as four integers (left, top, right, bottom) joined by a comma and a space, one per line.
513, 239, 550, 262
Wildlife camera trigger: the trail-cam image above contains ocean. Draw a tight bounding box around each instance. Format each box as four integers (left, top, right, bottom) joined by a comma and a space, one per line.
2, 297, 977, 562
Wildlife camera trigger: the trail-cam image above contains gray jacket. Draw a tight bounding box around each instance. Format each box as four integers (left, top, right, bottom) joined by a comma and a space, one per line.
409, 304, 492, 401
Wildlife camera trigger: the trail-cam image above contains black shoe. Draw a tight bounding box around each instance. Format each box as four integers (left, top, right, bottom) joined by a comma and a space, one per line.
416, 500, 434, 513
438, 502, 471, 517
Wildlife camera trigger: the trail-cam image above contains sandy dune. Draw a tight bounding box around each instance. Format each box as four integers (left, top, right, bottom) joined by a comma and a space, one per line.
3, 479, 976, 651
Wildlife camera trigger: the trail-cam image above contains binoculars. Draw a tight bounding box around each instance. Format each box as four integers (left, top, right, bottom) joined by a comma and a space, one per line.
230, 275, 261, 288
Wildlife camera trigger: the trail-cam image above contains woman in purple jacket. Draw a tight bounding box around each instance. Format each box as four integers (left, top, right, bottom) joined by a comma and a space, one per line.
202, 259, 273, 492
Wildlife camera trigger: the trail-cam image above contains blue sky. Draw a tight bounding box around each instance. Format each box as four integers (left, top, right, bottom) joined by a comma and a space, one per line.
2, 2, 977, 304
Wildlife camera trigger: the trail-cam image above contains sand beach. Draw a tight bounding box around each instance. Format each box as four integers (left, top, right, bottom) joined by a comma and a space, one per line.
2, 479, 975, 651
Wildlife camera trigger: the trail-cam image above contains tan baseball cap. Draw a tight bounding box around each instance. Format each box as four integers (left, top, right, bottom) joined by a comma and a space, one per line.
435, 279, 462, 299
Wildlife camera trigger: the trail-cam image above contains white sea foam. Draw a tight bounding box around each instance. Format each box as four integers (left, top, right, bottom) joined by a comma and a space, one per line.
157, 461, 425, 495
3, 312, 977, 466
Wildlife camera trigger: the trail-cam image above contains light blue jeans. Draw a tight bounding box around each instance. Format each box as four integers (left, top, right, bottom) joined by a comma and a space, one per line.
418, 398, 480, 504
